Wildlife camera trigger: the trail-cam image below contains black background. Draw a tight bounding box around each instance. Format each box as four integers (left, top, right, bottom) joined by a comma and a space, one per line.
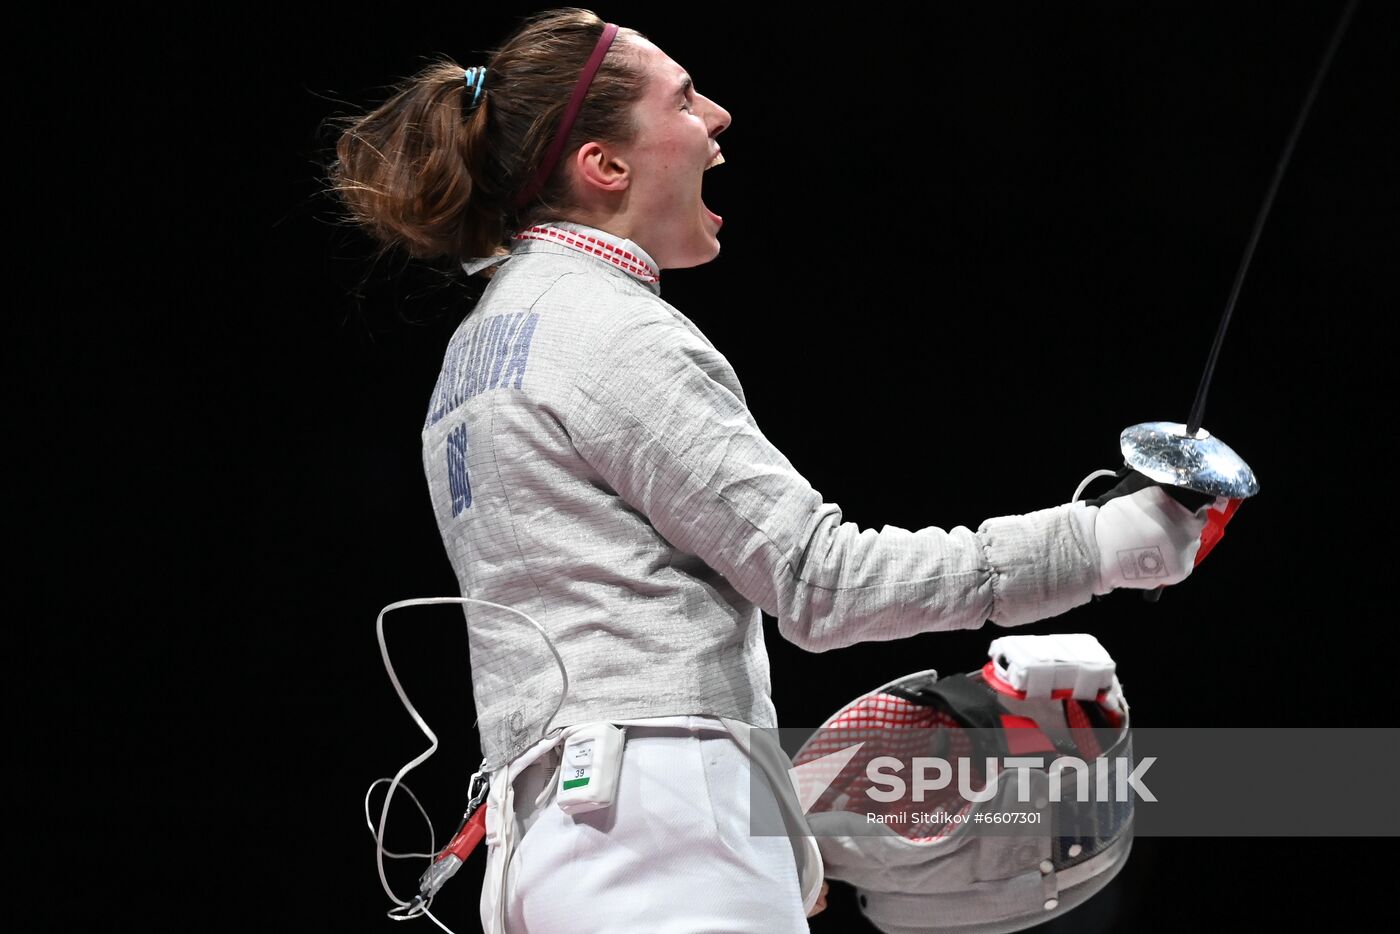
26, 1, 1398, 930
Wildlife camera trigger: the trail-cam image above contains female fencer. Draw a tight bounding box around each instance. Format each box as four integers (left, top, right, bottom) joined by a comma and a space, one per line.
329, 8, 1214, 931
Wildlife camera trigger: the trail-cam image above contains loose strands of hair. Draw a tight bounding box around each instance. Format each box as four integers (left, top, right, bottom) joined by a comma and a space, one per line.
323, 8, 647, 285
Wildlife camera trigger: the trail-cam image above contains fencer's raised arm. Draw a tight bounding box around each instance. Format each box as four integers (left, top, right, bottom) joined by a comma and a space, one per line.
563, 297, 1163, 652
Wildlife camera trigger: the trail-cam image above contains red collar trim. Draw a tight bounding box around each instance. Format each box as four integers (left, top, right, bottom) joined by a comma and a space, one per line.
513, 224, 661, 285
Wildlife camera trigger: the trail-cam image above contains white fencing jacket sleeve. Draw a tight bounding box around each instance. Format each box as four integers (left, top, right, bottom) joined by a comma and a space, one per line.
562, 297, 1102, 653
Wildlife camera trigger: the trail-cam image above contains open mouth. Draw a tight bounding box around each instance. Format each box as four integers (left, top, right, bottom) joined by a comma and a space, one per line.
702, 150, 725, 225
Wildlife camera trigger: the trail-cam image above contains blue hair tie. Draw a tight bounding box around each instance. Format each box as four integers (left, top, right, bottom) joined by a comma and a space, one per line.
462, 66, 487, 114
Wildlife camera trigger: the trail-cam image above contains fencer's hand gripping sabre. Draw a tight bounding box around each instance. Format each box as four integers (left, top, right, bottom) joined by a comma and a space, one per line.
1080, 0, 1360, 596
368, 597, 569, 931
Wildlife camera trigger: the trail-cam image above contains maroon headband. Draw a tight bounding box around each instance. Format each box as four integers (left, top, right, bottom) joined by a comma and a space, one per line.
513, 22, 620, 210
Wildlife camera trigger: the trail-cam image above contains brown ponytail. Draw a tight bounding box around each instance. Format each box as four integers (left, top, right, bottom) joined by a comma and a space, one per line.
326, 8, 647, 278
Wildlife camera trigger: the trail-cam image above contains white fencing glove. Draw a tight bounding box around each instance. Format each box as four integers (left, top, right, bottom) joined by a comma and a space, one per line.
1083, 484, 1210, 594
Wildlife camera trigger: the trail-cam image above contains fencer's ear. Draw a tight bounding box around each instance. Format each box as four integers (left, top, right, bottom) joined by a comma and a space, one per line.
572, 141, 631, 194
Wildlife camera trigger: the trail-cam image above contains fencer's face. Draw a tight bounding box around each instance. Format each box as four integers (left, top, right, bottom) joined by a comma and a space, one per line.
611, 38, 731, 270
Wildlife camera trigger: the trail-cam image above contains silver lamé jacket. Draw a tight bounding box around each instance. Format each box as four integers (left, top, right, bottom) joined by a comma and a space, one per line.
422, 220, 1101, 769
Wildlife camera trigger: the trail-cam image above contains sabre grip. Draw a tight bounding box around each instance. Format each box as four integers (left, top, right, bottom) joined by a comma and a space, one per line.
1082, 466, 1214, 513
1079, 467, 1217, 601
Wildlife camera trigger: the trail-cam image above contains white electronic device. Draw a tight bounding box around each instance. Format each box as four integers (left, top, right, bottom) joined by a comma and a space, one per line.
556, 722, 626, 815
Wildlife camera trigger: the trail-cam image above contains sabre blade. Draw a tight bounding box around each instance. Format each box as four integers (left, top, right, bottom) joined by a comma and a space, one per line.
1184, 0, 1359, 437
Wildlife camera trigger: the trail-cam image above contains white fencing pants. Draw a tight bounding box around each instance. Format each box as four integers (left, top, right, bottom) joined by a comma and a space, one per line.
479, 717, 810, 933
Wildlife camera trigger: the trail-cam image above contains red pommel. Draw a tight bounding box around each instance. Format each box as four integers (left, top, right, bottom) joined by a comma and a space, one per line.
1195, 497, 1244, 566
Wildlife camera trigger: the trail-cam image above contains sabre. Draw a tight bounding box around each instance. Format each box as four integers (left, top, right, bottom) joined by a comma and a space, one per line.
1112, 1, 1360, 515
